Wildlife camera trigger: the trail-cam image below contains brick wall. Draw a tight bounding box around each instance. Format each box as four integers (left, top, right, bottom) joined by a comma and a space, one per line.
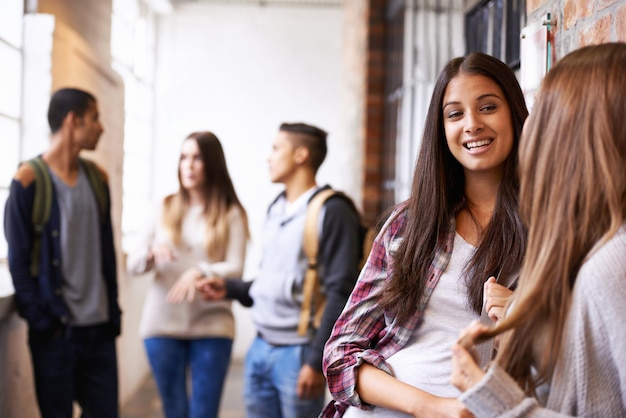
528, 0, 626, 58
362, 0, 386, 227
358, 0, 626, 227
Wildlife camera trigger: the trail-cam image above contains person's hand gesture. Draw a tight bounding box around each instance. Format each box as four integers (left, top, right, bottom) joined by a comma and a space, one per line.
296, 364, 326, 400
167, 267, 204, 304
196, 277, 227, 301
483, 276, 513, 324
451, 321, 489, 393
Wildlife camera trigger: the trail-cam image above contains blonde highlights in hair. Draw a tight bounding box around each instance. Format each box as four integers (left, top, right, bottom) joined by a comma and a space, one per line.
486, 43, 626, 393
161, 132, 249, 261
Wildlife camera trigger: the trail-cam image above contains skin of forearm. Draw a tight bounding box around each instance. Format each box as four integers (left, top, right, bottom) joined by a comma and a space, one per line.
356, 363, 438, 416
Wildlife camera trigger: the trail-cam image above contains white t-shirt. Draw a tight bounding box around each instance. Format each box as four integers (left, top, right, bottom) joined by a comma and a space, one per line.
344, 233, 481, 417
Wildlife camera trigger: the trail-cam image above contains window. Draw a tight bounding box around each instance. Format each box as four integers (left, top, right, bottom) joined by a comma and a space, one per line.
381, 0, 405, 211
0, 0, 24, 263
379, 0, 465, 208
111, 0, 157, 252
465, 0, 526, 68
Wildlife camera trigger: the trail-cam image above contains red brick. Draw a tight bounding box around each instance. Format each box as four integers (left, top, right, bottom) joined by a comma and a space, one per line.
578, 14, 612, 45
617, 4, 626, 41
597, 0, 619, 11
564, 0, 595, 30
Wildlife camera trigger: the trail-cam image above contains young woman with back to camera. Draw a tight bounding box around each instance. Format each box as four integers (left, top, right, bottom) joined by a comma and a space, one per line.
451, 42, 626, 418
321, 52, 528, 418
126, 131, 249, 418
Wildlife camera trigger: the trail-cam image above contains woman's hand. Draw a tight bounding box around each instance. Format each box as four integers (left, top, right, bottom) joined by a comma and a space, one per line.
451, 321, 489, 393
196, 277, 227, 301
166, 267, 204, 303
483, 277, 513, 324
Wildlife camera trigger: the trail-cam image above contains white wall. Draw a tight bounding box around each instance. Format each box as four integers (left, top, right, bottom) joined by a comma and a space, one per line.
154, 3, 346, 359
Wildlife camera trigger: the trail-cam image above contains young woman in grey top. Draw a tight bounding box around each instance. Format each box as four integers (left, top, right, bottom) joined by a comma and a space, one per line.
451, 43, 626, 417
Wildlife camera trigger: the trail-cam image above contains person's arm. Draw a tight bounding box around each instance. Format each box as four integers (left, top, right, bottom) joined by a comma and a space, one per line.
321, 208, 473, 418
305, 196, 362, 371
4, 170, 60, 334
296, 195, 364, 398
196, 276, 254, 307
454, 237, 626, 418
125, 205, 158, 275
357, 363, 471, 418
168, 206, 249, 303
100, 179, 122, 336
323, 211, 403, 410
224, 279, 254, 307
458, 362, 559, 417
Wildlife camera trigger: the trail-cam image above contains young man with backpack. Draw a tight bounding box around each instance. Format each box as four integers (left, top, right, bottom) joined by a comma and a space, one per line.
4, 88, 121, 418
196, 122, 363, 418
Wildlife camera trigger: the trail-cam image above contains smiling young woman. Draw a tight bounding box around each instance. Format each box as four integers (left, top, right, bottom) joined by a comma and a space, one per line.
322, 52, 528, 418
442, 74, 514, 180
452, 42, 626, 418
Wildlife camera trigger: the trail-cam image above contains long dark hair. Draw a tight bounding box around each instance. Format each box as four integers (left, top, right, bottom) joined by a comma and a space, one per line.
381, 53, 528, 322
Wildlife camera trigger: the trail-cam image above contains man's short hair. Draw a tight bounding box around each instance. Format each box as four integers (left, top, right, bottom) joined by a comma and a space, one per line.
279, 122, 328, 172
47, 88, 96, 134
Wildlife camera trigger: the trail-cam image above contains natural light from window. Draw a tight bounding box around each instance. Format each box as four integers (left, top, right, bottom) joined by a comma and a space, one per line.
0, 0, 23, 264
111, 0, 157, 253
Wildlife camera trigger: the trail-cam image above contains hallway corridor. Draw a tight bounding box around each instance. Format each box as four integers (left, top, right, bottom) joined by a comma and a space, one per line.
121, 360, 245, 418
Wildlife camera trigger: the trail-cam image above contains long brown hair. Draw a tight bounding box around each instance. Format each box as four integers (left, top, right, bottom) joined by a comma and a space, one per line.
162, 131, 250, 260
382, 53, 528, 322
488, 43, 626, 394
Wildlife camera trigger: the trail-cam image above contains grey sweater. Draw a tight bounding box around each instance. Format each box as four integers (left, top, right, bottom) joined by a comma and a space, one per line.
460, 225, 626, 417
230, 186, 362, 371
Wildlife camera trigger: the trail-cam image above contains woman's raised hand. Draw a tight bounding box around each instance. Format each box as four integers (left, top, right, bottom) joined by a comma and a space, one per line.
483, 276, 513, 324
451, 321, 490, 393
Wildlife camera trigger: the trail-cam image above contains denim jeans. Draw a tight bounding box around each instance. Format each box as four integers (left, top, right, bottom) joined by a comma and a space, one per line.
28, 323, 119, 418
144, 337, 233, 418
244, 336, 325, 418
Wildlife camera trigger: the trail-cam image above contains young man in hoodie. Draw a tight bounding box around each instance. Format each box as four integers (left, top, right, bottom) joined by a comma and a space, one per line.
197, 122, 362, 418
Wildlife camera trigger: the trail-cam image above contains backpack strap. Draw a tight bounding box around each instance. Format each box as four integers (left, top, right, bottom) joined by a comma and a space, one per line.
298, 188, 340, 336
23, 157, 108, 277
79, 157, 107, 219
25, 157, 53, 277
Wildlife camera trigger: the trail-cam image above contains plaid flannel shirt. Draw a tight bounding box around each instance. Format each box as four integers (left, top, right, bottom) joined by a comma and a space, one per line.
321, 208, 456, 417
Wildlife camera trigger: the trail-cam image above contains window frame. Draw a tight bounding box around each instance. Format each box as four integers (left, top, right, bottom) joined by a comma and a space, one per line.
464, 0, 526, 69
0, 2, 24, 265
111, 0, 158, 253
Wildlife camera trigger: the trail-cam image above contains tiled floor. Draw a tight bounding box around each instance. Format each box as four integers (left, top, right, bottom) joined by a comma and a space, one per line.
121, 359, 245, 418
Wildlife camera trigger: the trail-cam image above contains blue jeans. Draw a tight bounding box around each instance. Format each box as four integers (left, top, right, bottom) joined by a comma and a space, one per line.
144, 337, 233, 418
244, 336, 325, 418
28, 323, 119, 418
